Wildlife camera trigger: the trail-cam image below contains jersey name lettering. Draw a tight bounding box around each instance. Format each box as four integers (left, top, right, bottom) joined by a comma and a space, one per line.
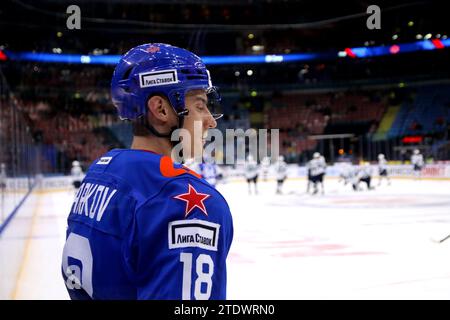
71, 182, 117, 222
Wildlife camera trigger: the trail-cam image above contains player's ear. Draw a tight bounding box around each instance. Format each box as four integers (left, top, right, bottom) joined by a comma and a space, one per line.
147, 95, 170, 122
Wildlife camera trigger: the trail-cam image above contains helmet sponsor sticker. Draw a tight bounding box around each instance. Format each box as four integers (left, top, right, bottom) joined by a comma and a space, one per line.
168, 219, 220, 251
139, 69, 178, 88
96, 156, 112, 165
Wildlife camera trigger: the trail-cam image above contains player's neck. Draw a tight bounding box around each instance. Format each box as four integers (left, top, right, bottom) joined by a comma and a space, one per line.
130, 135, 172, 157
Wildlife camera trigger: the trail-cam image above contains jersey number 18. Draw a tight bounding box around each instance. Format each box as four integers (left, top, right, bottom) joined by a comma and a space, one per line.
180, 252, 214, 300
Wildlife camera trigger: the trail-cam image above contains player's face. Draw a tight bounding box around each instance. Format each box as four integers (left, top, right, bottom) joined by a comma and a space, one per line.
183, 89, 217, 159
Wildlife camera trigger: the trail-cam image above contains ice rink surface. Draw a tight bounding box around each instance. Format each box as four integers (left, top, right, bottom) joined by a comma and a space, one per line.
1, 177, 450, 300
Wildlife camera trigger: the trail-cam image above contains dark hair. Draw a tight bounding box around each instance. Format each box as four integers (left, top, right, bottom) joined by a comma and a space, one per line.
132, 118, 149, 137
132, 93, 171, 137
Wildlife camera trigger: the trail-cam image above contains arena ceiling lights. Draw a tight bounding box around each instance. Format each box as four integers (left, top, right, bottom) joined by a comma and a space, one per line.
3, 39, 450, 66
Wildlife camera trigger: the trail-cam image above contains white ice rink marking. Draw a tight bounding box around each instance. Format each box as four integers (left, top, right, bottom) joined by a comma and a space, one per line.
1, 178, 449, 299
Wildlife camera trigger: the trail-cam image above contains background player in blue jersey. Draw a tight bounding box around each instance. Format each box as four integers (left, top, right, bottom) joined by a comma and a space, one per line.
61, 43, 234, 300
199, 155, 222, 188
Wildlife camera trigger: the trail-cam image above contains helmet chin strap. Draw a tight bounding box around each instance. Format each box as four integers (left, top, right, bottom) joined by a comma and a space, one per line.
142, 109, 188, 143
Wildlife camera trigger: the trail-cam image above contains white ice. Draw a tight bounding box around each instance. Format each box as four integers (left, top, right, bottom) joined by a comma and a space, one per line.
1, 177, 450, 300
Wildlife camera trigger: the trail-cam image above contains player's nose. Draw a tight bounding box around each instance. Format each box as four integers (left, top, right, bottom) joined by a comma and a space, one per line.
205, 110, 217, 129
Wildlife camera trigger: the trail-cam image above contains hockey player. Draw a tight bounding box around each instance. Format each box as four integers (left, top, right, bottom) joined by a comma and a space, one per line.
353, 162, 374, 191
61, 43, 233, 300
307, 152, 326, 195
274, 155, 288, 194
70, 161, 84, 190
199, 156, 222, 188
377, 154, 391, 186
411, 149, 424, 179
260, 156, 271, 181
183, 157, 202, 175
338, 161, 353, 186
244, 154, 259, 195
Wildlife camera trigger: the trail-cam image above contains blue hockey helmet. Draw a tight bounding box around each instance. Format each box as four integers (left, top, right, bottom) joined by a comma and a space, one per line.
111, 43, 221, 121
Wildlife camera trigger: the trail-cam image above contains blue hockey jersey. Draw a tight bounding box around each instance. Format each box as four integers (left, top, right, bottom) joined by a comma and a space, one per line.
61, 149, 233, 300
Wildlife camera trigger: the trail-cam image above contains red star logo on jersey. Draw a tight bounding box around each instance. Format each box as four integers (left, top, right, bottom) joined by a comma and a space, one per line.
173, 184, 211, 218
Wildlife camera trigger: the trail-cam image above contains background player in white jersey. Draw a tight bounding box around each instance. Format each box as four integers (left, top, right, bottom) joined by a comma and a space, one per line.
274, 155, 288, 194
377, 154, 391, 186
307, 152, 326, 195
411, 149, 424, 179
183, 157, 202, 175
70, 161, 84, 190
352, 162, 374, 191
338, 161, 353, 186
244, 154, 259, 195
319, 155, 326, 181
260, 156, 271, 181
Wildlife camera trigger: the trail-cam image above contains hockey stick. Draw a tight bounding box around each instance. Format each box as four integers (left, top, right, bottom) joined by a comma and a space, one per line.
431, 234, 450, 244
